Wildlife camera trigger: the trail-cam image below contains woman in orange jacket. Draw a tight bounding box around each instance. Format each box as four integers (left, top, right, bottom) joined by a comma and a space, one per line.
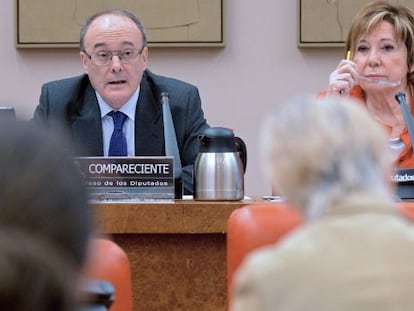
325, 1, 414, 168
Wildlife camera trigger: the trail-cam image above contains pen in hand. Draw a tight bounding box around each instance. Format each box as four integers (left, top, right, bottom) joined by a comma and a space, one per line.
339, 50, 352, 95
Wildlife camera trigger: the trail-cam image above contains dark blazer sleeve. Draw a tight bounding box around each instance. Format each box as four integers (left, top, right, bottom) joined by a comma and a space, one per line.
141, 70, 210, 194
33, 75, 91, 126
32, 75, 104, 156
178, 85, 210, 193
33, 81, 68, 127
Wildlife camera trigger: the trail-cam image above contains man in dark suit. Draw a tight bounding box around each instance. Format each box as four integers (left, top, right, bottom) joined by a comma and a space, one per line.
32, 8, 209, 194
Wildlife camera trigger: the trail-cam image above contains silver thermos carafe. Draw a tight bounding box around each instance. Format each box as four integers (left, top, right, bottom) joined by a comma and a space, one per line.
194, 127, 247, 201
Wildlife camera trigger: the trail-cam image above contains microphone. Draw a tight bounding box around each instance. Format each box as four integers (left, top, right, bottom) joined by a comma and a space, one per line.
160, 92, 183, 199
394, 92, 414, 199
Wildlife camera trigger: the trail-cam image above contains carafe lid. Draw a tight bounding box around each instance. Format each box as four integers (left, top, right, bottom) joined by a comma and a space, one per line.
198, 127, 236, 153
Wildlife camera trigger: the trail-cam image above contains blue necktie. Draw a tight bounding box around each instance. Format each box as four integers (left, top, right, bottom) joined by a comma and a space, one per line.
108, 111, 128, 156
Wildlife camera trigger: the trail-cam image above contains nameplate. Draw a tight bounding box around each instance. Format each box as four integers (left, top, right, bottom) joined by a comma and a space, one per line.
74, 157, 175, 202
393, 168, 414, 200
392, 168, 414, 184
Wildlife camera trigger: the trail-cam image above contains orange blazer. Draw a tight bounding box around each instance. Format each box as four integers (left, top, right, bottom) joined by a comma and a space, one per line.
318, 85, 414, 168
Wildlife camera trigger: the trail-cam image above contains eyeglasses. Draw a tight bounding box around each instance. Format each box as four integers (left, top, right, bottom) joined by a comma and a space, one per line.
82, 47, 145, 66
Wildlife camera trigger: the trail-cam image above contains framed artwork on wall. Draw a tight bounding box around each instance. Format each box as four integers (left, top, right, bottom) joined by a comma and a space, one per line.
16, 0, 225, 48
297, 0, 414, 47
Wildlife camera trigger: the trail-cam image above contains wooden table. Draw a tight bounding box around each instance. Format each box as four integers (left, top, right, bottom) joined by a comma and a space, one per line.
93, 199, 255, 311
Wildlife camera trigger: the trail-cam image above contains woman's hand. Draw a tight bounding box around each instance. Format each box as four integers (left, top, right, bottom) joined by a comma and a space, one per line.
327, 59, 359, 96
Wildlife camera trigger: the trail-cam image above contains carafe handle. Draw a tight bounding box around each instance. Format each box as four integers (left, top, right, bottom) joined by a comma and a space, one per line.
235, 136, 247, 174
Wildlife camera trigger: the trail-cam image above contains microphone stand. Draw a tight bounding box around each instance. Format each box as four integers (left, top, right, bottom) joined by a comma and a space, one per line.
396, 92, 414, 147
394, 92, 414, 199
160, 92, 183, 199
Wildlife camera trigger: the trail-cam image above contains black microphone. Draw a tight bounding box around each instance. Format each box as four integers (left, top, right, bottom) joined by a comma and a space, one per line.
394, 92, 414, 199
160, 92, 183, 199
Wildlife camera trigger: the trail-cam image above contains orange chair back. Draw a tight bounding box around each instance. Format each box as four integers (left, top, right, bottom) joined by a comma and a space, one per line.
227, 203, 303, 308
83, 238, 133, 311
399, 201, 414, 222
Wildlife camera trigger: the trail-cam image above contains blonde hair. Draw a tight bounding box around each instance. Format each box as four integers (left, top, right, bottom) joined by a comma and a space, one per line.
260, 95, 393, 219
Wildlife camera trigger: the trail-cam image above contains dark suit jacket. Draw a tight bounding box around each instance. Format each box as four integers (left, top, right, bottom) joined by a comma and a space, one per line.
32, 70, 210, 194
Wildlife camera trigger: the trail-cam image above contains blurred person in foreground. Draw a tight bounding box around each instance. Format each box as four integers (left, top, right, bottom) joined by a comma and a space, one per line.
32, 8, 209, 194
231, 96, 414, 311
324, 1, 414, 167
0, 120, 94, 310
0, 228, 77, 311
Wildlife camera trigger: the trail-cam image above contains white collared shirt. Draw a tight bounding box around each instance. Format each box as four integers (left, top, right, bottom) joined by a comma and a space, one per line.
97, 87, 140, 156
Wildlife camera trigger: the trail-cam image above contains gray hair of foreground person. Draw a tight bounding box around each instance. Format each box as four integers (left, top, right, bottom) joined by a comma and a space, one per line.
260, 96, 394, 219
0, 120, 93, 271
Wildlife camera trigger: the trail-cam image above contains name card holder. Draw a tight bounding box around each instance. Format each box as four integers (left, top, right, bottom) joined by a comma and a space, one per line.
74, 157, 175, 202
393, 168, 414, 200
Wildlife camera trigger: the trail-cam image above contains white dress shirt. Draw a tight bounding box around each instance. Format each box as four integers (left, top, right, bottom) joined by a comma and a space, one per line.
96, 87, 140, 156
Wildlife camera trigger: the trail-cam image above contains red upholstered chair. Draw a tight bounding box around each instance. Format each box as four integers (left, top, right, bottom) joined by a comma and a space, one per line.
83, 238, 133, 311
227, 203, 303, 309
399, 201, 414, 222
